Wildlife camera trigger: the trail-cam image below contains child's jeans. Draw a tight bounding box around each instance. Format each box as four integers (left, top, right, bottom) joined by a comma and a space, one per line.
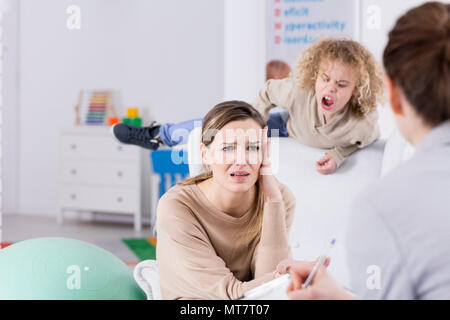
159, 110, 290, 147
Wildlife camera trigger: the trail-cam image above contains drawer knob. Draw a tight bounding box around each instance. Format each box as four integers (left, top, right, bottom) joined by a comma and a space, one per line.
71, 169, 77, 175
70, 194, 77, 200
117, 145, 123, 151
117, 171, 123, 177
71, 144, 77, 150
117, 196, 123, 203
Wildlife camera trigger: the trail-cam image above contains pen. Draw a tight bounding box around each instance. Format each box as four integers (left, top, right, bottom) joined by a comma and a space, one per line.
302, 238, 336, 289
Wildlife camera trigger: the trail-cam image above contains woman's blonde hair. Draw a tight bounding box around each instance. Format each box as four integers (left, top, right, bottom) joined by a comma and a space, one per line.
179, 101, 266, 246
296, 38, 386, 118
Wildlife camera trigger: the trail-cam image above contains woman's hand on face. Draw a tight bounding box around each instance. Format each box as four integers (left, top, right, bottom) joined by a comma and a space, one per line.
281, 258, 356, 300
316, 153, 337, 175
260, 126, 283, 203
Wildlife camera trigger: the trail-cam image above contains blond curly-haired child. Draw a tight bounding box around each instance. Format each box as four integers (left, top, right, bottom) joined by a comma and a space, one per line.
253, 38, 385, 174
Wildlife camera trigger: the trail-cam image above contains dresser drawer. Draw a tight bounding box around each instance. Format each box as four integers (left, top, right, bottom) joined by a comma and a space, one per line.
61, 161, 139, 186
60, 186, 139, 213
60, 135, 139, 160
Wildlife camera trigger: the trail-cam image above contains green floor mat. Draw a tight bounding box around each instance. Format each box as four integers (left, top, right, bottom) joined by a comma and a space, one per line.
121, 238, 156, 261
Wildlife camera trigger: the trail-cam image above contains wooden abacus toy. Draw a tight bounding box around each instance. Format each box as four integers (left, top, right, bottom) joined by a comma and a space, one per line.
74, 89, 116, 126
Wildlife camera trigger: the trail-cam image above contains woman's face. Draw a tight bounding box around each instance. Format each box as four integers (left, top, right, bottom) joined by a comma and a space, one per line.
315, 59, 357, 121
201, 119, 263, 194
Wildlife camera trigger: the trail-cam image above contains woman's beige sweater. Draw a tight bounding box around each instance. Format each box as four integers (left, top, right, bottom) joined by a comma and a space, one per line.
155, 182, 296, 300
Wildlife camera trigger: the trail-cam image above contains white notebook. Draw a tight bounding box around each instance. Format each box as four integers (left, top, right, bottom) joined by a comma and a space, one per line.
240, 274, 291, 300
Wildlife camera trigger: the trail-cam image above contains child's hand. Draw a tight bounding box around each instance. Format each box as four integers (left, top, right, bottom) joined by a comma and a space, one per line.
316, 153, 337, 175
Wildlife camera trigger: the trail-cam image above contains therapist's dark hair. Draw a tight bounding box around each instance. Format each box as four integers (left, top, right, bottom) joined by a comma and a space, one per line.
383, 1, 450, 127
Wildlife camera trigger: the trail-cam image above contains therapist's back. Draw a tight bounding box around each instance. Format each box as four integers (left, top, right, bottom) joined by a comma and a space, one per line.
346, 2, 450, 299
347, 121, 450, 299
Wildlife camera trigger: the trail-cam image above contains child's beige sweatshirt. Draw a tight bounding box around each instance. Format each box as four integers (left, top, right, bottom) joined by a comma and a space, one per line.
155, 182, 296, 300
252, 77, 380, 167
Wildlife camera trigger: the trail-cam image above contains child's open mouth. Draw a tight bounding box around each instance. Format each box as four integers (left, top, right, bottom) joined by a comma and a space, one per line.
321, 95, 335, 111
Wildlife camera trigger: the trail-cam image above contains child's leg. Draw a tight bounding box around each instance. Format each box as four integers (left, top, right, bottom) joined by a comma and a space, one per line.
159, 112, 289, 145
159, 112, 288, 144
113, 112, 288, 150
267, 111, 290, 138
112, 118, 202, 150
158, 118, 203, 147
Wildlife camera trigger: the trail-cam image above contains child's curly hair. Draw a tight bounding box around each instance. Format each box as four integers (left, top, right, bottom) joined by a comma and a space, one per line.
296, 38, 386, 118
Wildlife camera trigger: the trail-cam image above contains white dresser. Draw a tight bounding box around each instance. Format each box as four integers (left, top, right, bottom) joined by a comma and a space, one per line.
58, 127, 150, 231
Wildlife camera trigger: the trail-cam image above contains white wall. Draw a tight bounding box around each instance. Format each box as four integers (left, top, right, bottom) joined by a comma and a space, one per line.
360, 0, 439, 63
224, 0, 266, 102
15, 0, 224, 217
1, 0, 20, 214
0, 0, 3, 241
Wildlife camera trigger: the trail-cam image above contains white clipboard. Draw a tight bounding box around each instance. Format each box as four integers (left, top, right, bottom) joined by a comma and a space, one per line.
240, 274, 291, 300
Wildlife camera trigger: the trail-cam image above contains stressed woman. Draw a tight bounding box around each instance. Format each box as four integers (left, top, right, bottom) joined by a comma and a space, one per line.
155, 101, 296, 300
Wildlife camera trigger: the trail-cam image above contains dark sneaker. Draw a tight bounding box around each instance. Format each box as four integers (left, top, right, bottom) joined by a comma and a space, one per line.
111, 122, 161, 150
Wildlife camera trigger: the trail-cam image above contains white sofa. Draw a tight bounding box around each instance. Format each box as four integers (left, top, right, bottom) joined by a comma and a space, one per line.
134, 126, 415, 299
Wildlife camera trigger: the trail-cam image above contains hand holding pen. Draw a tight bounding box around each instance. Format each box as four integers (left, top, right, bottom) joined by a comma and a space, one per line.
285, 239, 357, 300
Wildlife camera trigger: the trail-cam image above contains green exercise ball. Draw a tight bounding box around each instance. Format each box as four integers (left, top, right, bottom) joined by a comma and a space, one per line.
0, 237, 146, 300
